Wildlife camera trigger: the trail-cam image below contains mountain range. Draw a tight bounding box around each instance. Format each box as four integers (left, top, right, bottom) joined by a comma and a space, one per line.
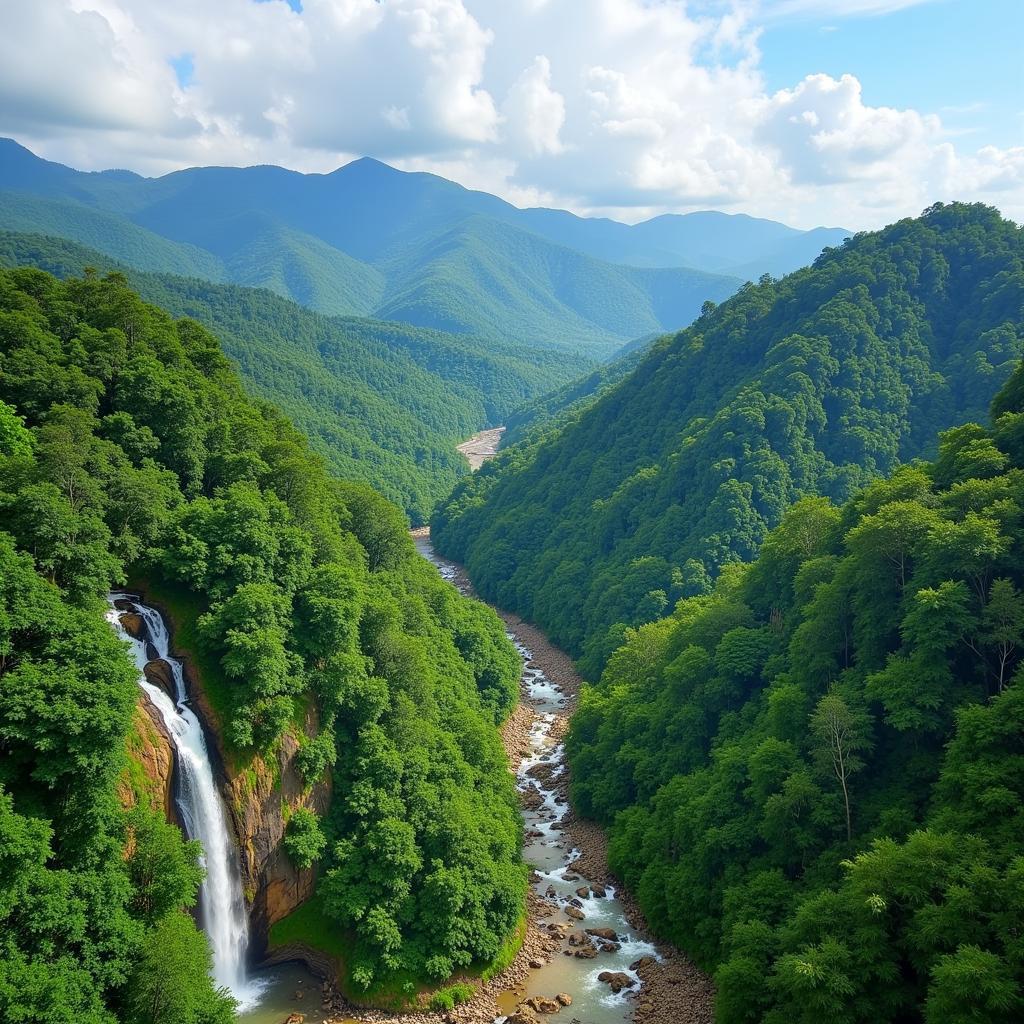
0, 230, 587, 522
0, 138, 849, 356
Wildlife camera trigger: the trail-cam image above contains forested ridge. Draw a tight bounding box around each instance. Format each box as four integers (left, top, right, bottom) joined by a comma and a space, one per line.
0, 267, 525, 1022
433, 204, 1024, 676
567, 364, 1024, 1022
0, 229, 588, 522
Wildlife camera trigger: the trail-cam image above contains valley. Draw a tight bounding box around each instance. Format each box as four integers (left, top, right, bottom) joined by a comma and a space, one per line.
0, 89, 1021, 1024
414, 532, 714, 1024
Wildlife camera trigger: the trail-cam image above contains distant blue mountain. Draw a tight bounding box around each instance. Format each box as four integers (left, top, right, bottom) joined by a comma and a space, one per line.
0, 138, 848, 355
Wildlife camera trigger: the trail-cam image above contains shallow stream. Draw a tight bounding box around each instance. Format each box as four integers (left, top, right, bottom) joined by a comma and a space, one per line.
415, 536, 660, 1024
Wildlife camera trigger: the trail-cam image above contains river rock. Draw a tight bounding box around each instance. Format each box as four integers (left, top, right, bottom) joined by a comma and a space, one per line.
630, 956, 658, 971
526, 995, 563, 1014
527, 763, 555, 783
586, 927, 619, 941
565, 905, 585, 920
556, 993, 572, 1007
507, 1009, 541, 1024
119, 612, 145, 639
143, 659, 176, 698
598, 971, 636, 994
521, 785, 545, 810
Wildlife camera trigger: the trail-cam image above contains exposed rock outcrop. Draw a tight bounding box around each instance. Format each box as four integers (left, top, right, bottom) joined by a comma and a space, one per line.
120, 693, 176, 821
222, 701, 332, 941
133, 586, 331, 956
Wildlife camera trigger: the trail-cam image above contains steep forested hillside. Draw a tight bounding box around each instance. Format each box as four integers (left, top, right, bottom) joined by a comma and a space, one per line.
0, 231, 588, 522
0, 268, 525, 1021
433, 204, 1024, 674
567, 367, 1024, 1023
0, 140, 747, 356
502, 342, 649, 446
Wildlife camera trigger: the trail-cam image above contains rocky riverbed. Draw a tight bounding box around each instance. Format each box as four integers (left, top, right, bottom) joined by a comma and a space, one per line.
408, 531, 714, 1024
456, 427, 505, 470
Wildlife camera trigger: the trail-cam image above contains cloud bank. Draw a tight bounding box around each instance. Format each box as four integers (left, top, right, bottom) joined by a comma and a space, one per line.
1, 0, 1021, 227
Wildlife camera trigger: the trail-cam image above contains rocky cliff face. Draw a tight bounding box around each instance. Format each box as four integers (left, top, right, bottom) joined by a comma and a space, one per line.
139, 589, 331, 956
121, 695, 176, 819
220, 700, 332, 944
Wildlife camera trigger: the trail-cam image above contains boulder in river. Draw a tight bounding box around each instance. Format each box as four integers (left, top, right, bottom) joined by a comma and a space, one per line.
630, 955, 658, 971
143, 659, 176, 698
565, 905, 585, 921
507, 1009, 541, 1024
119, 612, 145, 639
525, 995, 563, 1014
598, 971, 637, 994
586, 927, 619, 941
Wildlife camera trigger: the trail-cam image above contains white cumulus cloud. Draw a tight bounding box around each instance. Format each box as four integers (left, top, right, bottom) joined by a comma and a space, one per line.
0, 0, 1019, 228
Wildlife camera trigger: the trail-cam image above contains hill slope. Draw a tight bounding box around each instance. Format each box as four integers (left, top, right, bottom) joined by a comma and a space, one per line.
432, 204, 1024, 672
567, 367, 1024, 1022
0, 266, 525, 1020
0, 231, 587, 521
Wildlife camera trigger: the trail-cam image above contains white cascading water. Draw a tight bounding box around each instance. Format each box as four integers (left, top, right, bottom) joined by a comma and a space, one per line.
107, 593, 264, 1010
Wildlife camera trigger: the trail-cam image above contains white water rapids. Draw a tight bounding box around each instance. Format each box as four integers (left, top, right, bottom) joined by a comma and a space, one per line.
107, 594, 265, 1010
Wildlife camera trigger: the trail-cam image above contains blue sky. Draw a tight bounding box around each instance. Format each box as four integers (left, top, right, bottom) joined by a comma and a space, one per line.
0, 0, 1020, 228
758, 0, 1023, 150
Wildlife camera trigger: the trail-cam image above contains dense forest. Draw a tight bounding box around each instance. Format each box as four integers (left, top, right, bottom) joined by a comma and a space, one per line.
567, 363, 1024, 1022
433, 204, 1024, 676
0, 230, 587, 522
0, 268, 525, 1022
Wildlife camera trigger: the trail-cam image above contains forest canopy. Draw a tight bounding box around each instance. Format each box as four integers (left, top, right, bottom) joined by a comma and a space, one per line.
0, 229, 588, 523
565, 359, 1024, 1022
433, 203, 1024, 677
0, 267, 525, 1021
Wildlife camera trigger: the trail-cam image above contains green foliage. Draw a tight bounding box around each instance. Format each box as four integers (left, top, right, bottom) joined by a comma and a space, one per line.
0, 229, 591, 523
428, 982, 475, 1011
283, 808, 327, 871
434, 203, 1024, 670
0, 265, 526, 1009
124, 913, 236, 1024
564, 360, 1024, 1021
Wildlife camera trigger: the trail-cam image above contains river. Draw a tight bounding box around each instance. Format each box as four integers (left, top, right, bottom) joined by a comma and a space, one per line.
107, 554, 690, 1024
414, 535, 661, 1024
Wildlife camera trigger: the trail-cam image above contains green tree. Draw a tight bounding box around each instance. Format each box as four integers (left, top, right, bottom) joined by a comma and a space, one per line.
810, 693, 872, 841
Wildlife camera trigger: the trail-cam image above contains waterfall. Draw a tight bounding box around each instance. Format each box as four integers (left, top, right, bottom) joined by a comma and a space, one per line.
107, 594, 264, 1010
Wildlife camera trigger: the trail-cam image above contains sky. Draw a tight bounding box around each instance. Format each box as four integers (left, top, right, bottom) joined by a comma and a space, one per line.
0, 0, 1021, 229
